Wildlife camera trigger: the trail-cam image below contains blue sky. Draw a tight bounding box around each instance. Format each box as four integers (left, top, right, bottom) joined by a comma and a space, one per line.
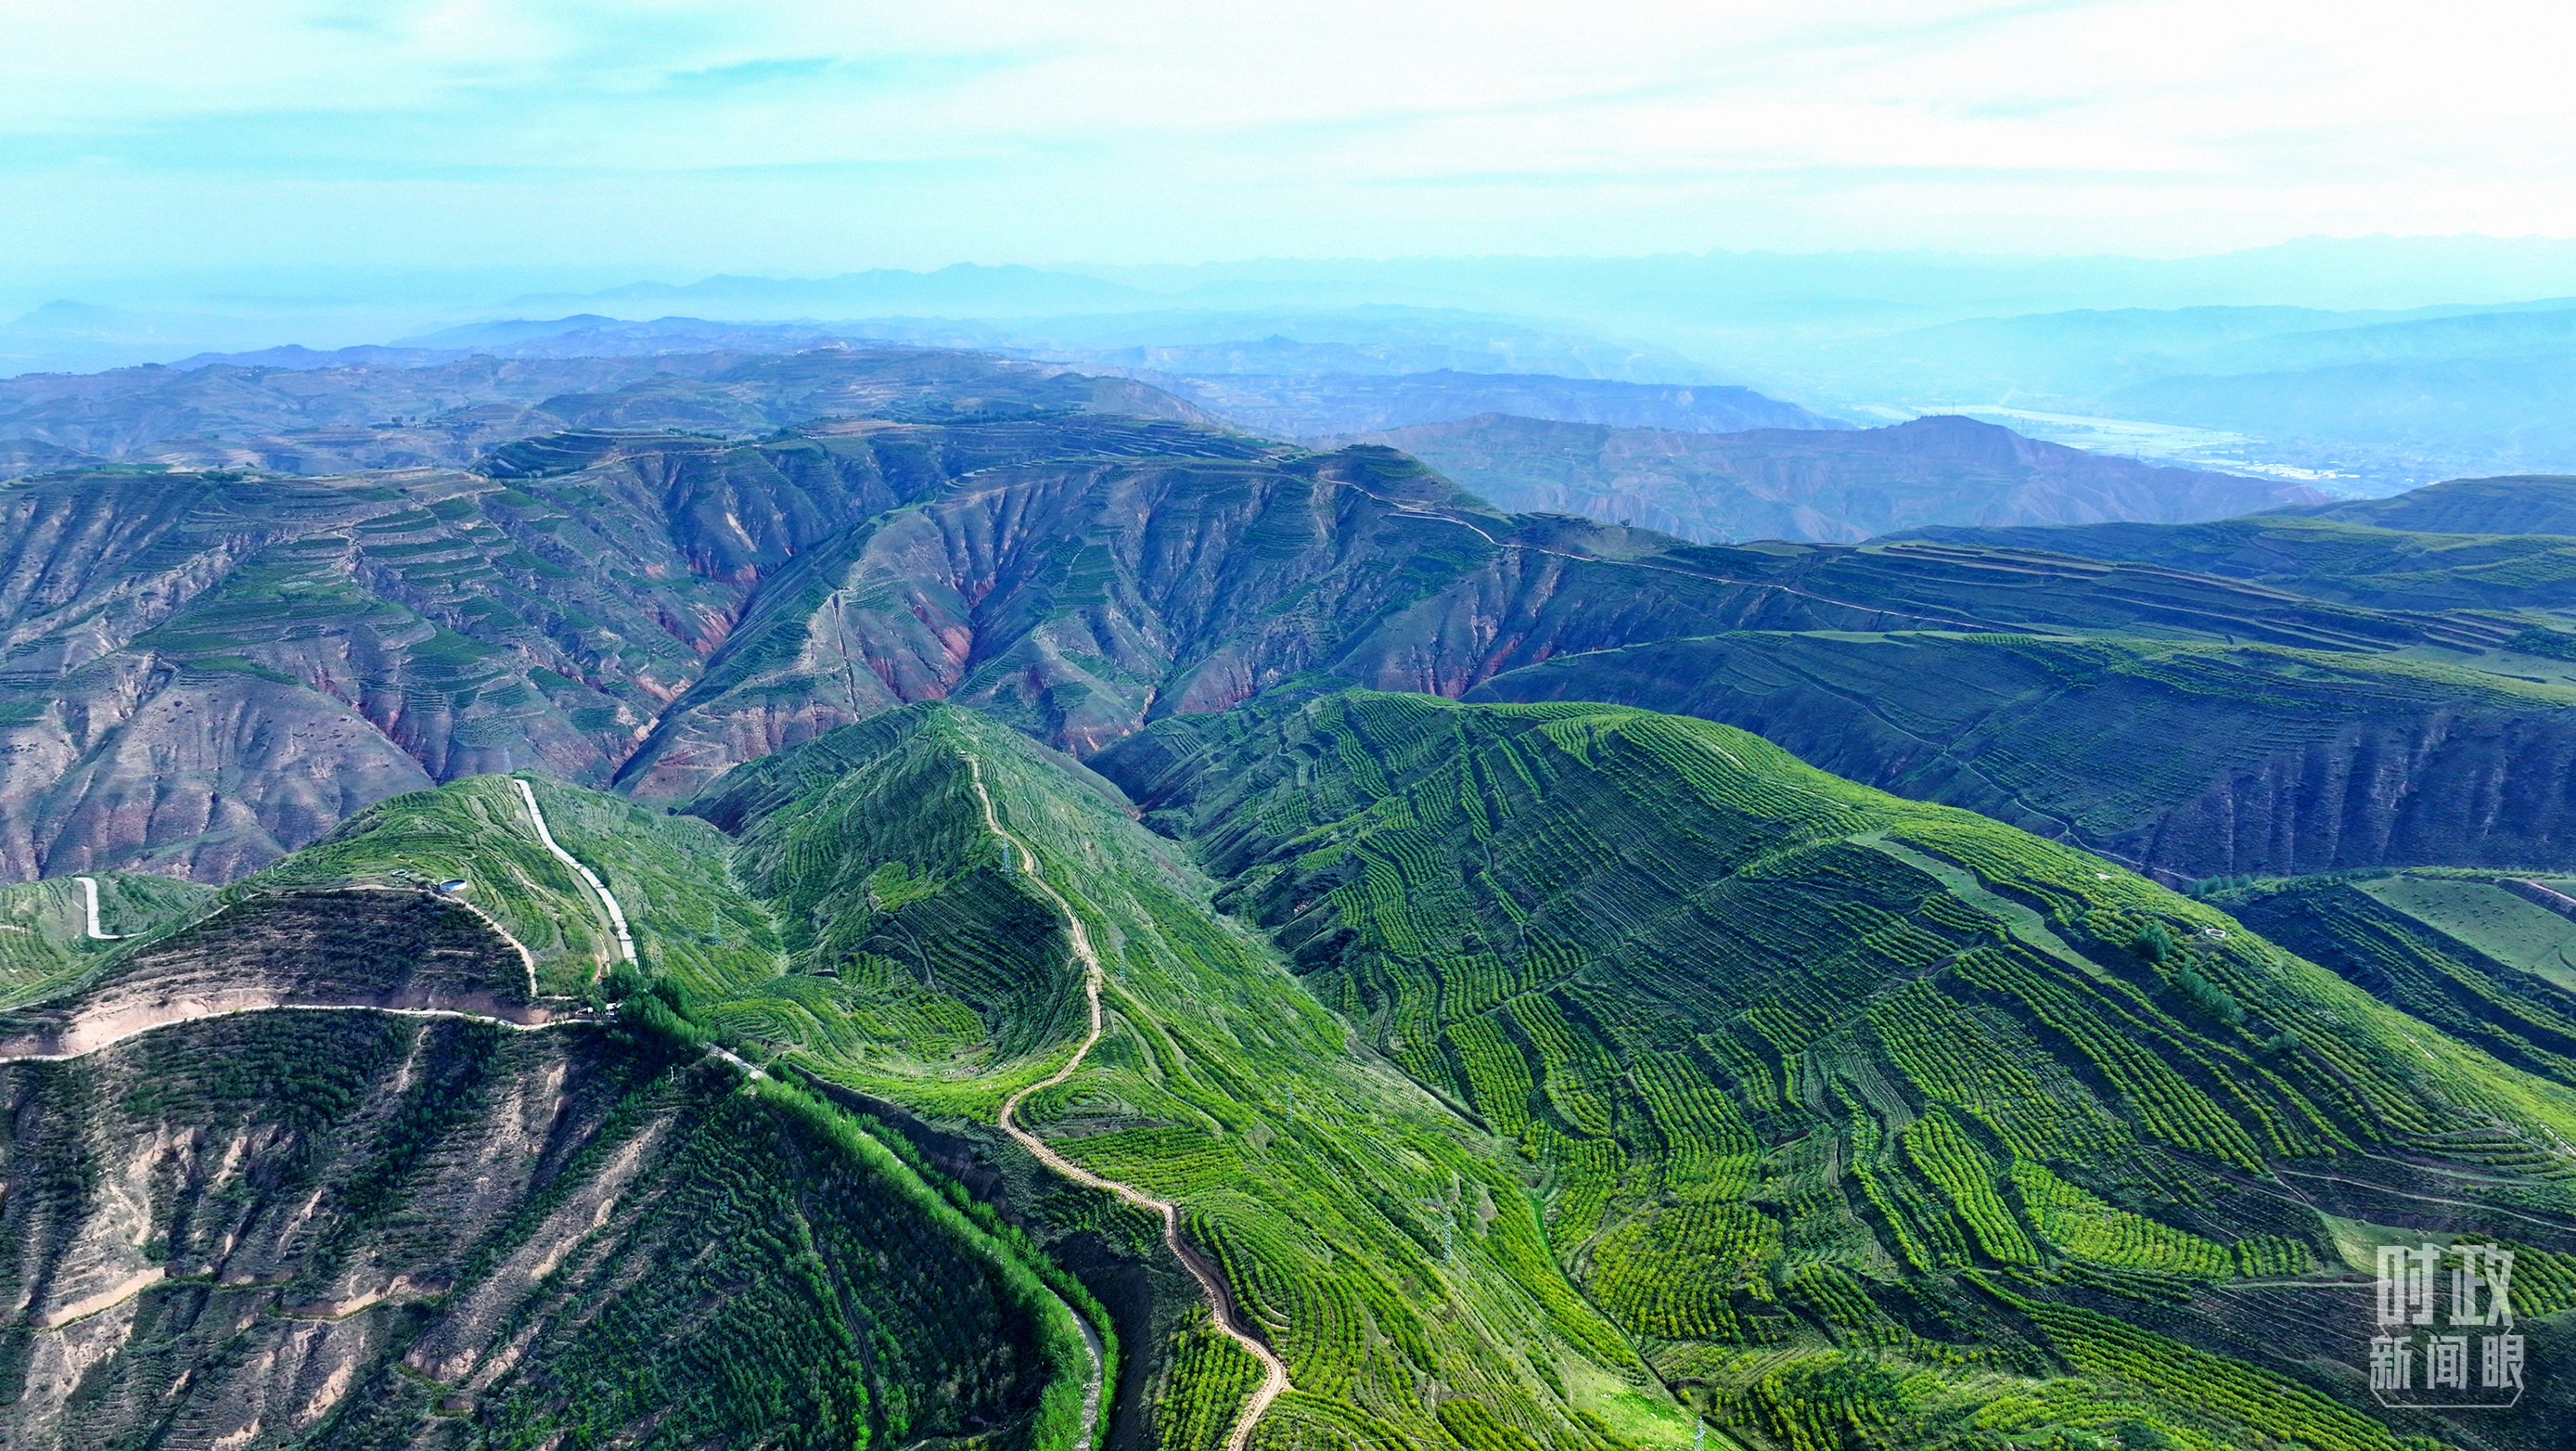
5, 0, 2573, 279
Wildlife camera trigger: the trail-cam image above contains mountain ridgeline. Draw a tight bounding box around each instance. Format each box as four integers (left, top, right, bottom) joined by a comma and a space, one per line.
3, 341, 2576, 1448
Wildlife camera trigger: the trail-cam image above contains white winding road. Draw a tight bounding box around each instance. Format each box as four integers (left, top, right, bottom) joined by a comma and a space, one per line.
72, 876, 119, 941
967, 753, 1290, 1451
513, 777, 636, 967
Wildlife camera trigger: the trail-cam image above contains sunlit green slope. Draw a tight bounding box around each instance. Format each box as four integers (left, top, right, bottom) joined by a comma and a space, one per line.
0, 870, 211, 1005
1096, 688, 2576, 1451
687, 703, 1694, 1451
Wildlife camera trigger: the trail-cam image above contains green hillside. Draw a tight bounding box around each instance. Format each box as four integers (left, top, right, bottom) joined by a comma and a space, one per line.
0, 883, 1083, 1450
686, 703, 1694, 1450
1470, 630, 2576, 878
2213, 869, 2576, 1086
1900, 511, 2576, 614
15, 687, 2576, 1448
0, 870, 211, 1005
1098, 688, 2576, 1449
2277, 474, 2576, 537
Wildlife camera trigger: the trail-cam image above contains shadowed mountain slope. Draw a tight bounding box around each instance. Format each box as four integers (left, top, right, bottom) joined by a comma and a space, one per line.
1345, 413, 2322, 544
1898, 510, 2576, 613
613, 444, 2508, 802
1468, 631, 2576, 879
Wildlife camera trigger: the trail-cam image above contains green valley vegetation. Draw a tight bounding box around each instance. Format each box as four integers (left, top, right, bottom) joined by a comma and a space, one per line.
1094, 688, 2576, 1449
8, 698, 2576, 1446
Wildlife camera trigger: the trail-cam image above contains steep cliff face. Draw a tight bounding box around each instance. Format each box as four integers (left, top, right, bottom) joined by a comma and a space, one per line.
1468, 631, 2576, 877
0, 400, 2540, 880
613, 442, 2508, 801
0, 892, 1052, 1450
0, 414, 1267, 880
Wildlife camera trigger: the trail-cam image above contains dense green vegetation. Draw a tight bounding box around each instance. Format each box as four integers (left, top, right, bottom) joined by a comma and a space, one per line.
1097, 687, 2576, 1449
0, 995, 1070, 1448
688, 703, 1691, 1449
1473, 629, 2576, 878
0, 871, 211, 1005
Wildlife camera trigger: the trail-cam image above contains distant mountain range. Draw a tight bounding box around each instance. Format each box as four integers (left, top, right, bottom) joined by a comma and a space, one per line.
1776, 297, 2576, 487
1159, 369, 1844, 440
1352, 412, 2322, 543
0, 348, 1217, 472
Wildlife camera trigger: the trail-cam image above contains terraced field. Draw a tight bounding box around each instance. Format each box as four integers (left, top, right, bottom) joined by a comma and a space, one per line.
1470, 630, 2576, 878
1097, 688, 2576, 1450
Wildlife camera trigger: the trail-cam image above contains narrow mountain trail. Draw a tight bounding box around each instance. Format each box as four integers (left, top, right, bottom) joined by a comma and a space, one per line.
514, 777, 637, 967
965, 753, 1291, 1451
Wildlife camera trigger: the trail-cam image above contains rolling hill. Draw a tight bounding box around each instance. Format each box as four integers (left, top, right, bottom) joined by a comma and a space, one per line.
1467, 631, 2576, 879
2273, 473, 2576, 536
1096, 687, 2576, 1449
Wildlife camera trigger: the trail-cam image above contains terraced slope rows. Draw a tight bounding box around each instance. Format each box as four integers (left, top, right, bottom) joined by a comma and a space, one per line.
1470, 630, 2576, 878
684, 704, 1697, 1451
1899, 511, 2576, 615
1096, 688, 2576, 1451
0, 885, 1076, 1451
2213, 869, 2576, 1087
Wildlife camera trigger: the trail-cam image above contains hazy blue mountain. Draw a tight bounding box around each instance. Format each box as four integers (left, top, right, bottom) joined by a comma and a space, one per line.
2175, 300, 2576, 374
2103, 353, 2576, 475
504, 263, 1152, 318
1163, 369, 1840, 439
1352, 412, 2319, 543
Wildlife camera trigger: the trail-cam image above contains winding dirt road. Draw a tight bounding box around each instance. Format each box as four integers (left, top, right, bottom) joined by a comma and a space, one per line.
966, 753, 1291, 1451
513, 777, 637, 967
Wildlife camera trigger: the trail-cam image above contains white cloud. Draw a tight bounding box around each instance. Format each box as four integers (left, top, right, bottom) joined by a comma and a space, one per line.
0, 0, 2570, 266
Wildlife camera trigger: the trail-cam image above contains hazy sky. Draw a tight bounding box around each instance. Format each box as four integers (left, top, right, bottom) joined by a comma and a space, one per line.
6, 0, 2574, 277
